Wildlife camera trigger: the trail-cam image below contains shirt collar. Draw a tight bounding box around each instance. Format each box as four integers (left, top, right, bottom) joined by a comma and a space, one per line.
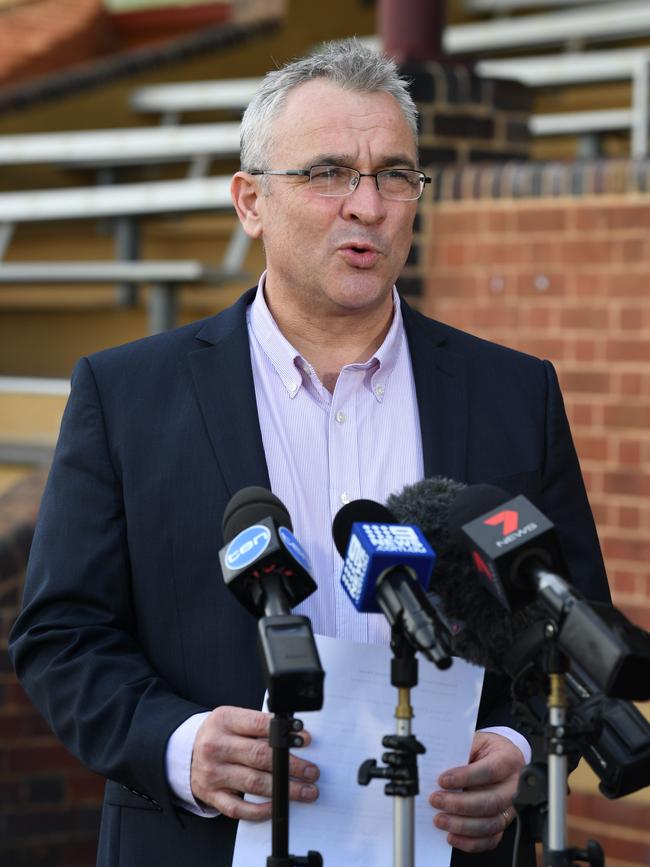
248, 271, 405, 400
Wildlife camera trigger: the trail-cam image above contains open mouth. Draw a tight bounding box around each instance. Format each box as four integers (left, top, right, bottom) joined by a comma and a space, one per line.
339, 243, 381, 268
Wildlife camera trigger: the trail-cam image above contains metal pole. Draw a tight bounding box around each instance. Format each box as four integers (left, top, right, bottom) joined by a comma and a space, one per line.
631, 53, 650, 158
394, 687, 414, 867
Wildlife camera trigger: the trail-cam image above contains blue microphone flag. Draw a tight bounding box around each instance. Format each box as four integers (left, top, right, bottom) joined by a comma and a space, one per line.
340, 522, 436, 612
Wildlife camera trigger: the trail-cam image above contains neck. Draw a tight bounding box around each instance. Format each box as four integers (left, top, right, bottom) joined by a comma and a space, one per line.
264, 291, 394, 392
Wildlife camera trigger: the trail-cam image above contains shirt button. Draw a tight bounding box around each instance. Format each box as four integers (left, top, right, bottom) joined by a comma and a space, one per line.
375, 385, 385, 398
288, 381, 298, 393
340, 492, 350, 505
335, 410, 346, 424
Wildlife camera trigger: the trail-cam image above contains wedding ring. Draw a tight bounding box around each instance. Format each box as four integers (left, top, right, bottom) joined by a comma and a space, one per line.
501, 807, 511, 828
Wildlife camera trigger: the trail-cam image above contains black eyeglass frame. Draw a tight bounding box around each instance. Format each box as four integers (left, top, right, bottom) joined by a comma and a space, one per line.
249, 165, 432, 201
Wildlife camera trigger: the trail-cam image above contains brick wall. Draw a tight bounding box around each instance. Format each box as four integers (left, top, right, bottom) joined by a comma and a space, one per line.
0, 473, 105, 866
419, 161, 650, 867
398, 62, 532, 299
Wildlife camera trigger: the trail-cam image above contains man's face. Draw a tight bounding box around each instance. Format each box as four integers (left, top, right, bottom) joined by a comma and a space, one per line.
251, 78, 419, 321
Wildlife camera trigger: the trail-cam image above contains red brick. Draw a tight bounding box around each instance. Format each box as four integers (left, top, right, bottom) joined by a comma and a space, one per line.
524, 240, 558, 265
618, 505, 641, 530
573, 339, 601, 362
619, 306, 649, 329
574, 207, 610, 231
517, 338, 565, 360
516, 272, 566, 296
6, 743, 82, 775
603, 471, 650, 498
610, 570, 639, 594
559, 370, 610, 394
574, 272, 606, 296
521, 307, 554, 328
617, 238, 648, 262
602, 272, 650, 297
573, 435, 609, 461
603, 404, 650, 429
515, 208, 567, 232
568, 402, 595, 426
559, 307, 610, 329
618, 372, 644, 395
606, 338, 650, 362
436, 210, 480, 234
66, 771, 105, 804
473, 241, 522, 265
427, 273, 478, 298
563, 239, 614, 264
437, 242, 467, 267
569, 791, 650, 828
618, 440, 642, 465
483, 209, 515, 233
602, 535, 650, 562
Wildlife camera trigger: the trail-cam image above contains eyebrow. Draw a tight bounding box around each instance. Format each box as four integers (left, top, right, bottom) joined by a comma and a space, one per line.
305, 153, 418, 170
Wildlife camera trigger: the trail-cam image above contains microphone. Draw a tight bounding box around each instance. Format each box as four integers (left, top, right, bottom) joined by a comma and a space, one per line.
332, 499, 452, 669
446, 484, 650, 701
219, 486, 324, 713
386, 477, 542, 672
220, 485, 317, 618
388, 477, 650, 794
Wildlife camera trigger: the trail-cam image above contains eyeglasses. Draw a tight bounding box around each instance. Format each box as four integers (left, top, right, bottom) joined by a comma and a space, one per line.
249, 165, 431, 201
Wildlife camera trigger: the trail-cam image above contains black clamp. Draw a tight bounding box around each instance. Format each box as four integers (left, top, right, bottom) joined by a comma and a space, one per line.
358, 733, 426, 797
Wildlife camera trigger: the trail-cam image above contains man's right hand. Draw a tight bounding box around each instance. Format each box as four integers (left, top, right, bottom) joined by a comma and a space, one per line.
190, 705, 320, 820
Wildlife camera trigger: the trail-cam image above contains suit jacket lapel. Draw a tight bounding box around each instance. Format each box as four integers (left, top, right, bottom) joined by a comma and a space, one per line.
401, 299, 469, 482
188, 289, 271, 496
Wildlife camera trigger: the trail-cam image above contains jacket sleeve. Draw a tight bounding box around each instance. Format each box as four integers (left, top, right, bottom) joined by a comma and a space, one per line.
9, 357, 207, 814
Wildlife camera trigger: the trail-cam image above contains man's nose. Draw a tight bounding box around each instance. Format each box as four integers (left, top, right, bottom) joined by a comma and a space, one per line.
341, 175, 387, 223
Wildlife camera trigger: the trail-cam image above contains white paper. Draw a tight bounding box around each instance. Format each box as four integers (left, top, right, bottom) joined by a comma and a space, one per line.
232, 634, 484, 867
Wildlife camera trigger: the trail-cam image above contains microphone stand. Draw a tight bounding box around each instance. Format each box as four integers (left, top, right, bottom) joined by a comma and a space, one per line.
511, 620, 605, 867
267, 711, 322, 867
358, 627, 426, 867
256, 575, 325, 867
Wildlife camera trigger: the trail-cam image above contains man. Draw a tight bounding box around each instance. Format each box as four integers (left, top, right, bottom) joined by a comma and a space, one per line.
10, 39, 609, 867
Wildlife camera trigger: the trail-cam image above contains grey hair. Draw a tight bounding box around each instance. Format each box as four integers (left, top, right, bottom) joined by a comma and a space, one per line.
239, 37, 418, 174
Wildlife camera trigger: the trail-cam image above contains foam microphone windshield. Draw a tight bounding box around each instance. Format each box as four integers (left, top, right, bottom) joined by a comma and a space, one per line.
386, 477, 544, 671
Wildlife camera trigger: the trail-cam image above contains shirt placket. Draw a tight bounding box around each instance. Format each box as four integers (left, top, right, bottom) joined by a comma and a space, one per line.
327, 366, 366, 642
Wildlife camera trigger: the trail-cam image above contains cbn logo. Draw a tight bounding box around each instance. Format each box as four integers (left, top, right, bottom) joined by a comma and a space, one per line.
225, 525, 271, 570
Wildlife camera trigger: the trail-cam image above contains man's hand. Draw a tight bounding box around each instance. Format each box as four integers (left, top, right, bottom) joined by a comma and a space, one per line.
191, 706, 320, 820
429, 731, 524, 853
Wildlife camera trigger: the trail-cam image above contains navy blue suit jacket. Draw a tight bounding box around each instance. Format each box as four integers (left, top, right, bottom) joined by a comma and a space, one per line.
10, 289, 609, 867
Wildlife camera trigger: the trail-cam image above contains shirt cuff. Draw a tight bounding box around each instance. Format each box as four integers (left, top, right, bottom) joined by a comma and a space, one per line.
165, 711, 220, 818
479, 726, 532, 765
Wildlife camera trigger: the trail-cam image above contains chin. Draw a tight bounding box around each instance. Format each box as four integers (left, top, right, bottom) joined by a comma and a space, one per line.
335, 276, 393, 309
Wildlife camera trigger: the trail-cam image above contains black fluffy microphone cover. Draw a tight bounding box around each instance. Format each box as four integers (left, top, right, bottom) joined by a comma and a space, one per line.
387, 477, 544, 672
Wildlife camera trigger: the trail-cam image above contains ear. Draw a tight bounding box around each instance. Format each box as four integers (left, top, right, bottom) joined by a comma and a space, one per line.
231, 172, 264, 239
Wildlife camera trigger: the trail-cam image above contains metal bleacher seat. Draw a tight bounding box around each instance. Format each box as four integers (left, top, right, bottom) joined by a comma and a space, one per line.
476, 48, 650, 157
130, 77, 262, 124
0, 121, 251, 333
0, 175, 247, 334
448, 1, 650, 158
446, 0, 650, 54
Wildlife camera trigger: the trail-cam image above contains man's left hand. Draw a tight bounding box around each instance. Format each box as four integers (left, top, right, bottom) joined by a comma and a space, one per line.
428, 731, 525, 853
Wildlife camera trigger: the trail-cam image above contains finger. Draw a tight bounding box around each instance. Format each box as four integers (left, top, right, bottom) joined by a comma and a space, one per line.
434, 810, 506, 840
444, 830, 503, 854
438, 754, 506, 790
212, 791, 273, 822
213, 705, 273, 738
212, 732, 319, 782
212, 763, 319, 803
429, 788, 506, 818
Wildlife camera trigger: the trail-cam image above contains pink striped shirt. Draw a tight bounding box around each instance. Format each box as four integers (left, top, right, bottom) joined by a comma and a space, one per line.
248, 274, 423, 644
